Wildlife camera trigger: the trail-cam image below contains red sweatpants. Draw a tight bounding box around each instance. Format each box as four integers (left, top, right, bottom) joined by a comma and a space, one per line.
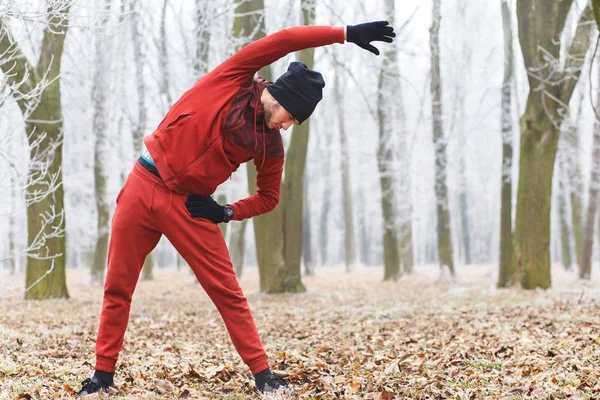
95, 162, 269, 375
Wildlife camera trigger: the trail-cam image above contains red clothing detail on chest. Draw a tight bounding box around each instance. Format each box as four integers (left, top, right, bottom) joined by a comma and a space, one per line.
143, 25, 344, 220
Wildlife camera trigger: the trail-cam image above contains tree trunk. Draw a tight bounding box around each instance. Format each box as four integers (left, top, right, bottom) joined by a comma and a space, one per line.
319, 143, 332, 265
159, 0, 173, 110
395, 68, 413, 273
514, 0, 593, 289
218, 193, 228, 237
9, 172, 17, 275
1, 5, 72, 299
356, 189, 370, 265
458, 175, 471, 265
454, 1, 471, 267
580, 59, 600, 280
593, 0, 600, 28
377, 87, 400, 281
194, 0, 211, 77
498, 0, 515, 288
558, 164, 573, 271
302, 179, 315, 275
374, 0, 404, 281
333, 60, 357, 272
270, 0, 316, 293
230, 219, 248, 278
91, 0, 113, 286
570, 175, 585, 269
513, 107, 557, 289
431, 0, 455, 277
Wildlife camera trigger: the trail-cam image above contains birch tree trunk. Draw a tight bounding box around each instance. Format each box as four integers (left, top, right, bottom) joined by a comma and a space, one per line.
1, 4, 72, 299
514, 1, 593, 289
498, 0, 515, 287
91, 0, 113, 286
430, 0, 455, 277
580, 58, 600, 280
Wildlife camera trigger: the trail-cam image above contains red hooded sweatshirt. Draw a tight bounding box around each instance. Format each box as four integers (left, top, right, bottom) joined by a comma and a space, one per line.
143, 26, 344, 221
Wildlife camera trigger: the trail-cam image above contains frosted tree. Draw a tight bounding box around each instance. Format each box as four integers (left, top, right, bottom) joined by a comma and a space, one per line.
0, 1, 72, 299
497, 0, 515, 288
513, 1, 594, 289
430, 0, 455, 277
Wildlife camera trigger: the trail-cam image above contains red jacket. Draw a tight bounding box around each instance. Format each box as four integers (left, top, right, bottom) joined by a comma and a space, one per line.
144, 26, 345, 220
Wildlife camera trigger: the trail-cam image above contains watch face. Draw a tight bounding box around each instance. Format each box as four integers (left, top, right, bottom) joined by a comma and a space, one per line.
225, 207, 234, 218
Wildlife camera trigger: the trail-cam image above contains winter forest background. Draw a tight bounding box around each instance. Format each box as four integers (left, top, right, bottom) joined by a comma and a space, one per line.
4, 0, 600, 398
2, 0, 600, 296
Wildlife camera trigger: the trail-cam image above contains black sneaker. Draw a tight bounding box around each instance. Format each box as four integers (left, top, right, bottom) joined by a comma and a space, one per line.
255, 373, 296, 395
77, 377, 111, 397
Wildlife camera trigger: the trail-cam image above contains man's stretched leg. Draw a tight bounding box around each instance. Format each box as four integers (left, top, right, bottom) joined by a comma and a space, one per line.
160, 206, 269, 374
79, 165, 162, 396
159, 194, 294, 394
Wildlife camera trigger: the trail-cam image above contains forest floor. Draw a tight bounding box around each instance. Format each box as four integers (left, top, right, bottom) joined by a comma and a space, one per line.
1, 264, 600, 399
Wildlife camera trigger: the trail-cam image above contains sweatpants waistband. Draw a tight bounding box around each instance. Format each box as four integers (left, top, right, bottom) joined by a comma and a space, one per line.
138, 156, 161, 178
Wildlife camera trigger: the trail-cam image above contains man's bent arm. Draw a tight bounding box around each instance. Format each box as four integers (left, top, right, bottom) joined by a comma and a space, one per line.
229, 157, 284, 220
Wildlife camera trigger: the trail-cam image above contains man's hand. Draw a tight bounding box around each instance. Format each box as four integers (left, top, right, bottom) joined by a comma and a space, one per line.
346, 21, 395, 56
185, 195, 226, 223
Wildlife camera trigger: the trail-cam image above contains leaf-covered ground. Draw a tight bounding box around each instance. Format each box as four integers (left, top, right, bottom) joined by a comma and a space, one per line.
1, 264, 600, 399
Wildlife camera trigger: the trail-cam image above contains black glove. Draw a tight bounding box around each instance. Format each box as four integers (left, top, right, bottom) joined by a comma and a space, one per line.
185, 195, 226, 223
347, 21, 395, 56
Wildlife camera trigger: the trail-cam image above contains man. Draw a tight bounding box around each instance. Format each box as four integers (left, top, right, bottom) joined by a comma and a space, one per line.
78, 21, 395, 396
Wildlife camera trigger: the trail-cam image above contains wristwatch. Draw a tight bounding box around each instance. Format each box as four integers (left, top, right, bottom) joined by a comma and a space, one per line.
223, 205, 234, 223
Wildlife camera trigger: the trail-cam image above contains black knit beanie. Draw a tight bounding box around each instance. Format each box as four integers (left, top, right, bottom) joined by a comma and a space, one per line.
267, 62, 325, 124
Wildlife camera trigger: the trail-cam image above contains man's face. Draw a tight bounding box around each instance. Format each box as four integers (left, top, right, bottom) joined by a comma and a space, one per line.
263, 98, 299, 131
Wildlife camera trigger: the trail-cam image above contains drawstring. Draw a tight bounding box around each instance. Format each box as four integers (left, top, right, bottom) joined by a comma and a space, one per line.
254, 100, 267, 168
150, 181, 157, 211
166, 190, 172, 213
254, 106, 259, 152
261, 125, 266, 168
